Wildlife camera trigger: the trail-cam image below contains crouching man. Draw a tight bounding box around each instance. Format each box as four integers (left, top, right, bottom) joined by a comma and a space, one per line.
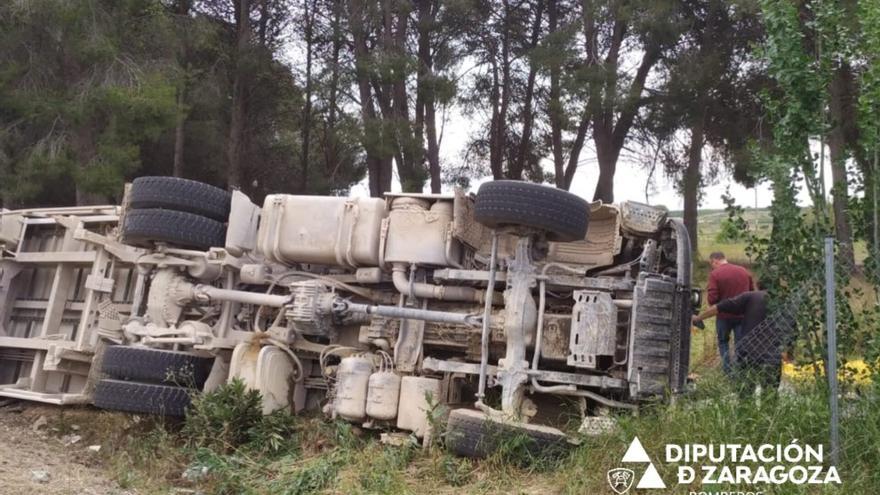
692, 283, 787, 396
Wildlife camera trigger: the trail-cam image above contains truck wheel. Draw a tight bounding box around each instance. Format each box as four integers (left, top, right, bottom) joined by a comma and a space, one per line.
130, 176, 231, 222
122, 209, 226, 250
474, 180, 590, 242
445, 408, 571, 459
94, 379, 191, 417
102, 346, 214, 388
669, 218, 693, 395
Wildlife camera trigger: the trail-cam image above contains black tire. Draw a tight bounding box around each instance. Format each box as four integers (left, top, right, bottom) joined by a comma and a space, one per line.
445, 408, 571, 459
94, 379, 191, 417
474, 181, 590, 242
670, 219, 693, 395
122, 208, 226, 250
102, 346, 214, 388
130, 176, 231, 222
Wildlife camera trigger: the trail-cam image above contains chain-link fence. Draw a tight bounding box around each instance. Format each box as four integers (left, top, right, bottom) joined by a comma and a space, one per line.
689, 237, 880, 492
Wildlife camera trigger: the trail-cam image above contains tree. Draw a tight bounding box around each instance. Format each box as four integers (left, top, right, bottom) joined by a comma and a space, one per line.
650, 0, 765, 253
857, 0, 880, 253
540, 0, 585, 189
172, 0, 192, 178
0, 0, 177, 206
192, 0, 364, 200
461, 0, 548, 181
227, 0, 253, 190
818, 0, 860, 267
302, 0, 367, 194
0, 0, 367, 207
299, 0, 317, 191
755, 0, 875, 270
343, 0, 467, 196
459, 0, 686, 197
348, 0, 393, 196
582, 0, 684, 203
413, 0, 464, 192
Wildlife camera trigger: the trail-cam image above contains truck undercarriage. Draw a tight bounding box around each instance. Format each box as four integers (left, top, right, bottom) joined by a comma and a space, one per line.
0, 177, 693, 456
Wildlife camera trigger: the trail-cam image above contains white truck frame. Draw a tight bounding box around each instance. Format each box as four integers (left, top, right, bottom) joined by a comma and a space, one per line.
0, 178, 694, 457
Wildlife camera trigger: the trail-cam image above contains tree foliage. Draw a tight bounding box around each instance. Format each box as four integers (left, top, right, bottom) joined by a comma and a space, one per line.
0, 0, 367, 207
740, 0, 880, 365
0, 0, 178, 206
649, 0, 765, 253
1, 0, 878, 261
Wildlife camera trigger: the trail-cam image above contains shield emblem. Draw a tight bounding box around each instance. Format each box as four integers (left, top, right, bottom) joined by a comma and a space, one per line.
607, 468, 635, 494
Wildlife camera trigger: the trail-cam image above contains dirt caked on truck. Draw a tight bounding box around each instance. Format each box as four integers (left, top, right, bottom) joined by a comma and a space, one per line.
0, 177, 694, 457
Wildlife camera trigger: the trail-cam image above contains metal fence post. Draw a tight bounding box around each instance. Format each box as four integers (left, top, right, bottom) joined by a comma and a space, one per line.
824, 237, 839, 466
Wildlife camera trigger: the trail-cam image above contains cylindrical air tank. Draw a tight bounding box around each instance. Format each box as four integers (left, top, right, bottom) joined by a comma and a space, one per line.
334, 356, 373, 421
366, 371, 402, 420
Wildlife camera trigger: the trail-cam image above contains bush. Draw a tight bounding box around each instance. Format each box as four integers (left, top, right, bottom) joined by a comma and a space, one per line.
183, 379, 298, 455
715, 217, 750, 243
715, 189, 751, 243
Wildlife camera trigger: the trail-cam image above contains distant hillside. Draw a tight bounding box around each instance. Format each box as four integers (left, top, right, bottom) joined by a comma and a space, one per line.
668, 208, 772, 239
667, 207, 770, 218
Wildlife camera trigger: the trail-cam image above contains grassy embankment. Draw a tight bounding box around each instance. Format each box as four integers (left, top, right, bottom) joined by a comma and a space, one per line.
68, 372, 879, 494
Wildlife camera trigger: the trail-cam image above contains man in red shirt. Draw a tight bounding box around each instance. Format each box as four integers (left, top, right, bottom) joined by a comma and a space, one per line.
707, 252, 754, 376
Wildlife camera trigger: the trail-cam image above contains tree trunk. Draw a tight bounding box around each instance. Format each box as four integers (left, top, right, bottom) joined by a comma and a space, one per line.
350, 0, 391, 197
684, 111, 705, 254
498, 0, 512, 179
300, 0, 315, 193
548, 0, 564, 188
590, 49, 658, 203
512, 0, 544, 180
588, 16, 624, 203
172, 0, 190, 178
593, 129, 618, 203
416, 0, 441, 193
372, 80, 397, 192
226, 0, 251, 190
257, 0, 269, 45
173, 87, 186, 177
593, 157, 616, 202
323, 0, 342, 182
72, 126, 106, 205
828, 65, 855, 268
389, 10, 423, 192
489, 0, 512, 180
488, 53, 503, 180
584, 3, 659, 203
425, 94, 441, 193
562, 114, 589, 190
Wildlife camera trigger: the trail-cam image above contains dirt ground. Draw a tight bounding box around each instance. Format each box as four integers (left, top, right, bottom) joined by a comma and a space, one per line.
0, 402, 134, 495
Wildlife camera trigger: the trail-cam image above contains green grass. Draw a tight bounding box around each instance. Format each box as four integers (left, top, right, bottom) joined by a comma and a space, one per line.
556, 375, 879, 495
84, 375, 879, 494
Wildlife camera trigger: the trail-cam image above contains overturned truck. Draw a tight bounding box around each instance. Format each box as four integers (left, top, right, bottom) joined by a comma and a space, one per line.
0, 177, 693, 456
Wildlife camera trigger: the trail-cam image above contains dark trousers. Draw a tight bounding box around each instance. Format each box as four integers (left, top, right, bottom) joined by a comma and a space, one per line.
735, 360, 781, 398
716, 318, 743, 376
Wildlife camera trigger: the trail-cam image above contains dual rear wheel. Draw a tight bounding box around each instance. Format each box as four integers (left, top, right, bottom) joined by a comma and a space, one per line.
121, 176, 231, 250
94, 346, 214, 417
